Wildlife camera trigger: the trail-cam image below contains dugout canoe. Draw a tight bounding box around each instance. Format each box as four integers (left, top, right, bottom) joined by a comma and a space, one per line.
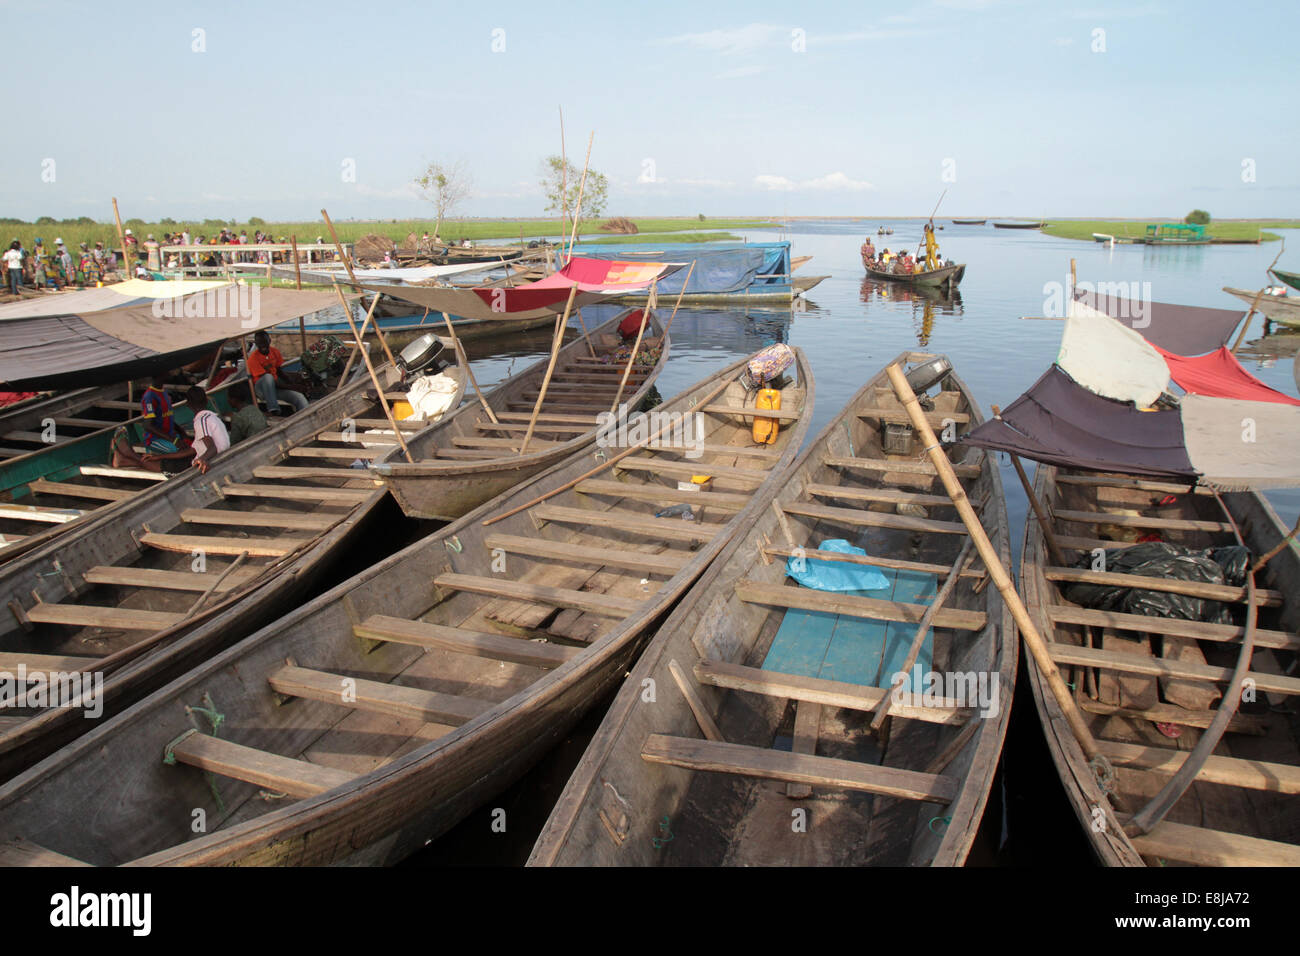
530, 351, 1015, 866
1224, 287, 1300, 329
992, 221, 1044, 229
951, 219, 986, 226
0, 346, 812, 866
0, 357, 465, 780
373, 309, 668, 521
1020, 465, 1300, 866
863, 258, 966, 293
1270, 268, 1300, 294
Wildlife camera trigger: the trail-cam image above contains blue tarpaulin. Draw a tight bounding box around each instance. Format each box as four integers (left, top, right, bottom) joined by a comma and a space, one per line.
567, 242, 790, 296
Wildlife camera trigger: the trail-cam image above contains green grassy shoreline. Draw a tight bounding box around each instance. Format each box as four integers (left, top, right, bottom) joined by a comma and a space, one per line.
1041, 219, 1299, 243
0, 217, 772, 252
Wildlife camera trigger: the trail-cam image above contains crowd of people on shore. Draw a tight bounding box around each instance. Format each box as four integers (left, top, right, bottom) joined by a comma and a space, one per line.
5, 236, 122, 293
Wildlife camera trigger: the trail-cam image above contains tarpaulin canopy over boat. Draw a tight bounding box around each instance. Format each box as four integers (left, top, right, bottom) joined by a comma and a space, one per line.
1153, 344, 1300, 407
0, 279, 233, 320
0, 286, 344, 390
1073, 289, 1246, 355
359, 257, 682, 320
231, 262, 497, 285
568, 242, 790, 296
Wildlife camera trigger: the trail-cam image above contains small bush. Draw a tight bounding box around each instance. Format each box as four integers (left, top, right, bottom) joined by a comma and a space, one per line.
1185, 209, 1211, 225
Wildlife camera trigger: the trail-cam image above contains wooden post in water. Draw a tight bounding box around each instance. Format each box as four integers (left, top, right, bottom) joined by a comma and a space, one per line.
519, 284, 578, 455
886, 363, 1119, 804
332, 284, 412, 463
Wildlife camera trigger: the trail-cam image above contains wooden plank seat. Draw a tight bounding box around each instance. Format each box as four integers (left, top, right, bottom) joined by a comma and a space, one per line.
166, 731, 355, 799
23, 604, 184, 632
451, 437, 563, 451
856, 407, 970, 425
342, 418, 424, 430
53, 416, 126, 429
139, 532, 303, 557
574, 479, 751, 512
1078, 697, 1269, 735
432, 448, 511, 460
1047, 643, 1300, 696
0, 650, 102, 672
782, 501, 968, 536
493, 411, 598, 425
354, 615, 579, 668
220, 483, 372, 504
700, 405, 800, 421
286, 446, 388, 460
1043, 566, 1283, 606
313, 431, 398, 445
695, 658, 971, 724
735, 580, 987, 631
761, 546, 986, 580
531, 504, 725, 543
483, 533, 689, 575
824, 455, 981, 479
433, 572, 641, 618
83, 565, 260, 593
268, 665, 493, 725
1128, 819, 1300, 867
0, 503, 85, 524
78, 465, 167, 481
1096, 739, 1300, 794
1047, 605, 1300, 652
615, 458, 768, 486
1052, 508, 1232, 534
475, 422, 590, 434
641, 443, 783, 460
1055, 473, 1214, 496
252, 466, 382, 483
28, 479, 131, 502
0, 839, 91, 866
641, 735, 960, 802
178, 508, 339, 532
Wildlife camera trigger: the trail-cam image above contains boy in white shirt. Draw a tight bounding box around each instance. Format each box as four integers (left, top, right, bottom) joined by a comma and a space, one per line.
187, 385, 230, 473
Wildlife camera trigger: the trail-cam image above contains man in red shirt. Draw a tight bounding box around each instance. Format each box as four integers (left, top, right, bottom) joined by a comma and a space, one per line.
248, 331, 308, 414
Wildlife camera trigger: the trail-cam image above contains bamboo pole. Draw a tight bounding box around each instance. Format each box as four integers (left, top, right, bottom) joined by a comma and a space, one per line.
111, 197, 129, 277
335, 290, 383, 390
482, 373, 738, 528
993, 405, 1070, 568
332, 285, 412, 463
1251, 514, 1300, 574
573, 308, 597, 359
322, 209, 402, 373
566, 132, 594, 259
610, 280, 656, 414
237, 337, 260, 408
1126, 491, 1257, 836
559, 105, 569, 246
871, 538, 976, 729
440, 311, 500, 426
885, 363, 1115, 794
519, 285, 578, 455
660, 261, 696, 339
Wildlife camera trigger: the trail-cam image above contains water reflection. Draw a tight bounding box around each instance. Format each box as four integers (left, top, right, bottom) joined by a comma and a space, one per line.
859, 277, 964, 346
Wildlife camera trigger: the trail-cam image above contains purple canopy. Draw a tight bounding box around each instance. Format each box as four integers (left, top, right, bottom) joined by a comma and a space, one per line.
960, 365, 1197, 479
1074, 290, 1245, 356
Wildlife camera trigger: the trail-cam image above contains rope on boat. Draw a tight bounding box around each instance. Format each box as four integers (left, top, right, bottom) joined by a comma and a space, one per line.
593, 448, 607, 462
444, 536, 462, 554
928, 815, 952, 834
1089, 754, 1117, 795
651, 815, 675, 849
842, 421, 855, 459
161, 729, 197, 766
186, 693, 225, 736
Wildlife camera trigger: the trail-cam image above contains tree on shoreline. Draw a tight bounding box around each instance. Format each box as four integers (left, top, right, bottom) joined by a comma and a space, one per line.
414, 161, 473, 238
540, 156, 609, 242
1185, 209, 1211, 225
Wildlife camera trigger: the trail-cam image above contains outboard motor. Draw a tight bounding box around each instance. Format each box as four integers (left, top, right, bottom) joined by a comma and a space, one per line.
397, 333, 449, 380
884, 356, 955, 456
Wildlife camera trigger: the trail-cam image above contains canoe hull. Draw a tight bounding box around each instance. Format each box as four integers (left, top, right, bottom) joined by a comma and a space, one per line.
1224, 286, 1300, 328
863, 260, 966, 289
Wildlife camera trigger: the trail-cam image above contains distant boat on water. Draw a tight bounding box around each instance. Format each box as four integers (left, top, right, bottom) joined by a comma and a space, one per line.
951, 219, 986, 225
992, 221, 1044, 230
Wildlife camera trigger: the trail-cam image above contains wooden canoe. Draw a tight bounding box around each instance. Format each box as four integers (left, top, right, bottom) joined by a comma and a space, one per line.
1020, 465, 1300, 866
0, 347, 812, 866
0, 377, 250, 565
992, 221, 1044, 229
1224, 287, 1300, 329
1270, 268, 1300, 294
951, 219, 986, 226
0, 360, 465, 780
374, 309, 668, 521
863, 258, 966, 292
530, 351, 1015, 866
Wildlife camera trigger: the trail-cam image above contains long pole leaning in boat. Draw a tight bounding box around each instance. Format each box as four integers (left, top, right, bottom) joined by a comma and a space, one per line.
565, 132, 594, 261
484, 372, 740, 528
660, 260, 697, 340
610, 279, 657, 414
439, 311, 501, 427
885, 363, 1121, 805
332, 283, 414, 463
322, 208, 403, 375
519, 284, 580, 455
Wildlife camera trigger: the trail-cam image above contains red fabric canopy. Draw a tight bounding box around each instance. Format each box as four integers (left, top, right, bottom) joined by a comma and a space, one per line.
1154, 345, 1300, 407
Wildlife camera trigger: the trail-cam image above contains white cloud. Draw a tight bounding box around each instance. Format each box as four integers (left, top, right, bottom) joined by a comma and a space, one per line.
755, 171, 873, 192
660, 23, 787, 56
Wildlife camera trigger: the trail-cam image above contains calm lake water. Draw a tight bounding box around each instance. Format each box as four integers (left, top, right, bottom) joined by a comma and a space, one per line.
396, 219, 1300, 866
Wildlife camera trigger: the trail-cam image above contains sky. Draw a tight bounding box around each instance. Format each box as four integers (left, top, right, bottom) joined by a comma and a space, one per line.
2, 0, 1297, 223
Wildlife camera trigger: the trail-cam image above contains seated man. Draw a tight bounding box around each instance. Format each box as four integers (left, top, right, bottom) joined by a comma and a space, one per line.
139, 374, 190, 455
187, 385, 230, 473
227, 386, 269, 443
247, 330, 309, 415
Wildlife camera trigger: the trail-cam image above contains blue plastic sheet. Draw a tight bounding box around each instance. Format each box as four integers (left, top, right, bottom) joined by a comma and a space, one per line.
784, 539, 890, 592
568, 242, 790, 295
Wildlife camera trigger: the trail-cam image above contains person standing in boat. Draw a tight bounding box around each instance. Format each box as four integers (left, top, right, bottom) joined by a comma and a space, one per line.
922, 223, 940, 272
861, 236, 876, 264
248, 330, 309, 415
